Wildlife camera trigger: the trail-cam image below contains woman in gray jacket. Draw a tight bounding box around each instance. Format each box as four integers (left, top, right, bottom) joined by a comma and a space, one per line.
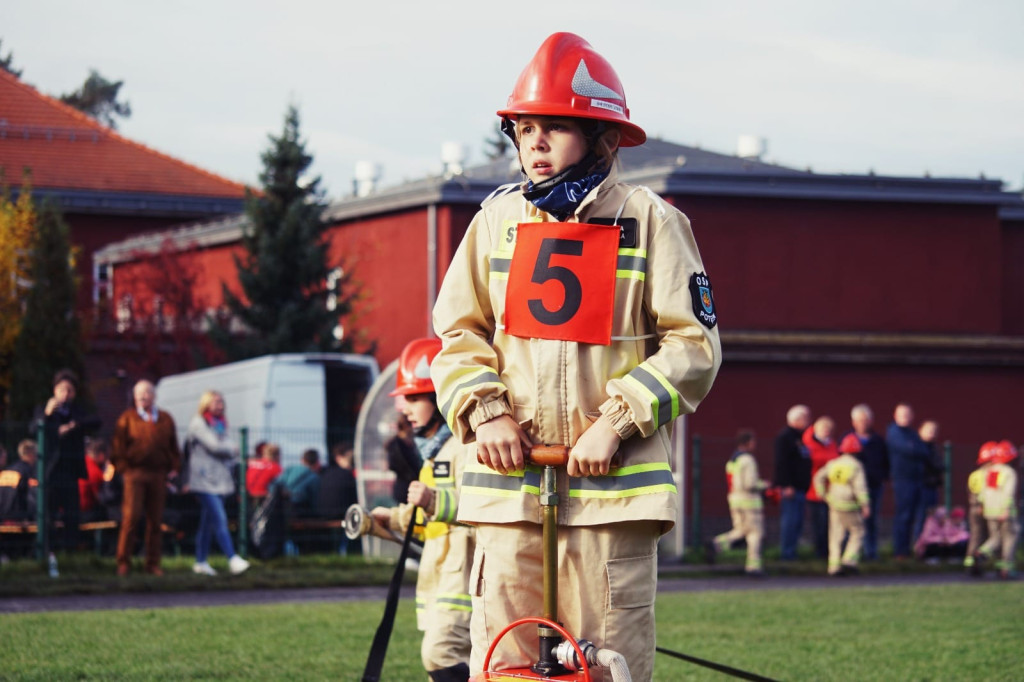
185, 390, 249, 576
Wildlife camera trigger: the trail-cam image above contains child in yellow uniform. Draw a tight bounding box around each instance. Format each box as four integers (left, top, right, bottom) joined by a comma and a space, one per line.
709, 430, 768, 576
964, 441, 997, 574
813, 434, 870, 576
974, 440, 1019, 579
371, 338, 474, 682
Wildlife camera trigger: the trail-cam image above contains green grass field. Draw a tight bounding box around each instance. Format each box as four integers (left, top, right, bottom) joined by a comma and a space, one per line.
1, 580, 1021, 681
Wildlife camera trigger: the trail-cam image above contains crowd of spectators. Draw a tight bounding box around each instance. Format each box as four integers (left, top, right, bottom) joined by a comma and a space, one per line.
0, 370, 362, 569
767, 401, 1017, 577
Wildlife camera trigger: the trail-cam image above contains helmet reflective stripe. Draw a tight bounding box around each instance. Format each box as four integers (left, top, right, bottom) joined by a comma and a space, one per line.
623, 362, 681, 428
571, 59, 623, 101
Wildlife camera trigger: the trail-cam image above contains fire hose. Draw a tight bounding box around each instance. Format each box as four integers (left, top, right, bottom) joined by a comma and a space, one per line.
347, 503, 421, 682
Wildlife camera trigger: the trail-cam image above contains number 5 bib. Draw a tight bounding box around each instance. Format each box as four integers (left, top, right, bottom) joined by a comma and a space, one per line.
504, 222, 619, 345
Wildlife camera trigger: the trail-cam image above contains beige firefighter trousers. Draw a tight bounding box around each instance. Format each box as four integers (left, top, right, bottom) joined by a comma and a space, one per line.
418, 525, 474, 673
966, 505, 986, 557
713, 508, 764, 571
469, 520, 660, 682
979, 518, 1019, 570
828, 509, 864, 573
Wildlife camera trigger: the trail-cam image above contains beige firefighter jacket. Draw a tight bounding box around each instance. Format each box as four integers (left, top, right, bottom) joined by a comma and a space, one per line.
979, 463, 1018, 521
431, 168, 722, 530
813, 453, 869, 512
726, 451, 768, 511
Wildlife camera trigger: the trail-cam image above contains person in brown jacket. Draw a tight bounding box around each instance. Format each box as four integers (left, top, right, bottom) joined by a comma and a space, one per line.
111, 380, 181, 576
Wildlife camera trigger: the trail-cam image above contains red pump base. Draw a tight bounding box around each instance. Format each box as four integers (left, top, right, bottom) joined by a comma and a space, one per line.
469, 617, 592, 682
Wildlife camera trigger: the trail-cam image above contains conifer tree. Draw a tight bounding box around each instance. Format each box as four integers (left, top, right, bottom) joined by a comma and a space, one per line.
210, 105, 351, 360
9, 202, 87, 422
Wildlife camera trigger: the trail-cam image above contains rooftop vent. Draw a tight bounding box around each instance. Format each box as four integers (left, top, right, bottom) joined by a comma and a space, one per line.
353, 161, 381, 197
737, 135, 767, 161
441, 141, 465, 178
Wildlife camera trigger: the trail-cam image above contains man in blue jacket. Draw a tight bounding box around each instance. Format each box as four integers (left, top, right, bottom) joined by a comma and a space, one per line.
845, 404, 889, 561
885, 403, 930, 559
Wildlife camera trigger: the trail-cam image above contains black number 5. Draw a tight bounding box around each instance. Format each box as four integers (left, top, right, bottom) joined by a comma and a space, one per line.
528, 238, 583, 325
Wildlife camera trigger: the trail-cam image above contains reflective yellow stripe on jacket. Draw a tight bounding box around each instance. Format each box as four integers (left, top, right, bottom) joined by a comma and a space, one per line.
461, 461, 675, 501
623, 362, 681, 430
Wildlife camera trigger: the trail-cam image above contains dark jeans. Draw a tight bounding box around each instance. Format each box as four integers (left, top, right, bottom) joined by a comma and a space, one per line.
194, 493, 236, 563
864, 483, 884, 560
48, 479, 81, 552
809, 500, 829, 559
892, 478, 922, 558
780, 491, 806, 560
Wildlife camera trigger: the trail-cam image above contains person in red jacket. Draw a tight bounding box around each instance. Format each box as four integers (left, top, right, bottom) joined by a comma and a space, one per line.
78, 438, 110, 522
803, 416, 839, 559
246, 442, 282, 504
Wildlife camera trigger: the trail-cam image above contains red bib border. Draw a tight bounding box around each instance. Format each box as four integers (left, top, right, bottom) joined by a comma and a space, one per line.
504, 222, 619, 345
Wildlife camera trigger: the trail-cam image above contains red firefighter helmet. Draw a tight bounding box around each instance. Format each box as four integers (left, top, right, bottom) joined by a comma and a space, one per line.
389, 338, 442, 397
498, 32, 647, 147
838, 433, 862, 455
994, 440, 1019, 464
977, 440, 999, 465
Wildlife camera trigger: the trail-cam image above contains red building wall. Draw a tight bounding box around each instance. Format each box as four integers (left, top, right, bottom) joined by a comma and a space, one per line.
676, 197, 1002, 334
327, 209, 435, 363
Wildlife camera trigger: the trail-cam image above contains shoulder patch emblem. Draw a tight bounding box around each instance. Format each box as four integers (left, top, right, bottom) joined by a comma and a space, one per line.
689, 272, 717, 329
433, 461, 451, 479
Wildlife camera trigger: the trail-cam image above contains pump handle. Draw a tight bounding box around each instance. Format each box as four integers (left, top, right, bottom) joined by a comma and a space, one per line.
476, 444, 570, 468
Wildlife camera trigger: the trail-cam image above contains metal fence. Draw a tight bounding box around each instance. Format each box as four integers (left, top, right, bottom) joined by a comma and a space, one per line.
3, 419, 1020, 563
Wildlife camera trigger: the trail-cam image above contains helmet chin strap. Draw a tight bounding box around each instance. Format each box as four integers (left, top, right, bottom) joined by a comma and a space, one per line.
413, 410, 445, 438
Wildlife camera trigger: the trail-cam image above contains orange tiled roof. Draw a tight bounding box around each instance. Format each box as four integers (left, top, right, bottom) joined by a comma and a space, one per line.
0, 69, 247, 198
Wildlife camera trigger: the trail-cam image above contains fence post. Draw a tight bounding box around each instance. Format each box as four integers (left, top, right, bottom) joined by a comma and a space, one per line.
690, 433, 702, 552
34, 419, 48, 562
943, 440, 953, 513
238, 427, 249, 559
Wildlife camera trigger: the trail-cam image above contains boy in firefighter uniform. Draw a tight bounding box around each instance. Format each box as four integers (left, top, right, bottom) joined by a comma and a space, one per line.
964, 441, 997, 574
371, 338, 474, 682
430, 33, 721, 680
709, 430, 768, 575
813, 434, 870, 576
974, 440, 1019, 579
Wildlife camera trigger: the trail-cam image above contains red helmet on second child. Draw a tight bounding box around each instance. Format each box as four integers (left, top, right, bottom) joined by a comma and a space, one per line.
498, 32, 647, 147
977, 441, 999, 465
838, 433, 862, 455
389, 338, 442, 397
994, 440, 1018, 464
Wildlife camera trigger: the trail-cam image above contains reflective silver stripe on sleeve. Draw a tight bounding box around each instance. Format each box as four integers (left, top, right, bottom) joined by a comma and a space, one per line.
568, 462, 677, 499
625, 364, 680, 428
439, 368, 504, 425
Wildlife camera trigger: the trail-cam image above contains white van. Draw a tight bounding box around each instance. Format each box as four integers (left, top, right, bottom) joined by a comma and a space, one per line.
155, 353, 379, 467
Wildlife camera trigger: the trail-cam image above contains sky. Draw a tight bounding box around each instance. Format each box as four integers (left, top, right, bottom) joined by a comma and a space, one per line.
6, 0, 1024, 198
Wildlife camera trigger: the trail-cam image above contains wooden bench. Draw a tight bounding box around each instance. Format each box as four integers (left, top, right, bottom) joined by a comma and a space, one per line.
283, 518, 347, 555
0, 519, 180, 556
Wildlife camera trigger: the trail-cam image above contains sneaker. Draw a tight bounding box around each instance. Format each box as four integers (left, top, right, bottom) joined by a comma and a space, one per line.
228, 555, 250, 575
840, 565, 860, 576
193, 561, 217, 576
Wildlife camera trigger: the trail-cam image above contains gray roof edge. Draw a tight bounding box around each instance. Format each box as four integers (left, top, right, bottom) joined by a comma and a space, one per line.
94, 214, 249, 264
